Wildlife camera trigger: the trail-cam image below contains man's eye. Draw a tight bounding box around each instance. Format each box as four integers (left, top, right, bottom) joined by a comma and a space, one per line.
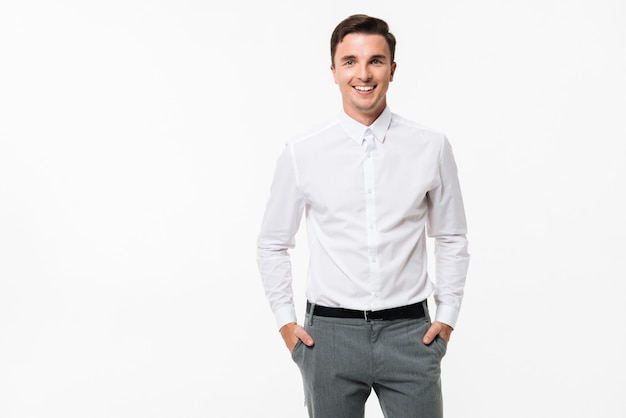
372, 59, 381, 64
345, 61, 354, 66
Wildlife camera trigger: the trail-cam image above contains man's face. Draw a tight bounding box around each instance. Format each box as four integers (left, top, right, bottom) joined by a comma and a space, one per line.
331, 33, 396, 126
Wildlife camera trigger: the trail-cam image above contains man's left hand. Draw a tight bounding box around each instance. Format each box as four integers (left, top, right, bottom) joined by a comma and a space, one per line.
422, 321, 453, 345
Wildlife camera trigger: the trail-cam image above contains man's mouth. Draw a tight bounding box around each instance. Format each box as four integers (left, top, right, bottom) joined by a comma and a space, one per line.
354, 86, 375, 92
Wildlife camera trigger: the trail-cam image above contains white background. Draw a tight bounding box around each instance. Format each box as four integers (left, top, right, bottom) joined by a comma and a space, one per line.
1, 1, 625, 417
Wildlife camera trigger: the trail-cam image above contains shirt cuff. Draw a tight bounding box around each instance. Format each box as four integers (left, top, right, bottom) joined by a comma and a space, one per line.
434, 304, 460, 329
274, 304, 297, 330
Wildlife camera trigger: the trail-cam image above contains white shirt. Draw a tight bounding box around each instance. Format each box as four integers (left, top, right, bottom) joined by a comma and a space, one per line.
257, 106, 469, 330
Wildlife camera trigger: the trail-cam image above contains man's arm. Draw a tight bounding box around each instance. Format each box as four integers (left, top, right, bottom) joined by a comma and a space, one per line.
257, 146, 315, 351
425, 135, 470, 343
256, 145, 308, 330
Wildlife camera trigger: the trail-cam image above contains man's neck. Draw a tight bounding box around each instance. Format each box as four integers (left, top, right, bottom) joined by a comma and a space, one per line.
343, 105, 386, 126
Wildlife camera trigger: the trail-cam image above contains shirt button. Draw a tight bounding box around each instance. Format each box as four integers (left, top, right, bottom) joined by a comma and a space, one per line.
370, 257, 377, 263
367, 189, 373, 194
366, 152, 372, 158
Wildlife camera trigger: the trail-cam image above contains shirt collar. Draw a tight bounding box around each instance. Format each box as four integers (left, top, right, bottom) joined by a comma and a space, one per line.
339, 106, 392, 145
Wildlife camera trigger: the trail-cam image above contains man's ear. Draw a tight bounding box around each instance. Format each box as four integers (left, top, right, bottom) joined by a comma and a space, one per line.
390, 61, 397, 82
330, 65, 338, 84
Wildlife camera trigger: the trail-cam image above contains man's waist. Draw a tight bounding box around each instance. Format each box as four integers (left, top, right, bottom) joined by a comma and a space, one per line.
306, 300, 426, 321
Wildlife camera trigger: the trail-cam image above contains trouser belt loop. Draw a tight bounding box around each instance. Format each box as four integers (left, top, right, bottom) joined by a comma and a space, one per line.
308, 303, 316, 326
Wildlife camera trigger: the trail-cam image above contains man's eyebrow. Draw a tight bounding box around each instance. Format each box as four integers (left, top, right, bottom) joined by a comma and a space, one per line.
338, 55, 357, 62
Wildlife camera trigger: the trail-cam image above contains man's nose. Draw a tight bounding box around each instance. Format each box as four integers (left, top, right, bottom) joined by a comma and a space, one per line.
358, 65, 371, 81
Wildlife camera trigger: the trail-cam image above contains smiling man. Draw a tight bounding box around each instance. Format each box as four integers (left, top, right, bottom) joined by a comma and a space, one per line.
331, 30, 396, 126
257, 14, 470, 418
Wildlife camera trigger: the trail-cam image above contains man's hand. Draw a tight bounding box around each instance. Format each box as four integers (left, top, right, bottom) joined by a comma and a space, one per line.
422, 321, 453, 345
279, 322, 315, 353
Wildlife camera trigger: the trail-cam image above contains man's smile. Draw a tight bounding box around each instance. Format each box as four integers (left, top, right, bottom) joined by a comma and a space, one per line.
354, 85, 375, 92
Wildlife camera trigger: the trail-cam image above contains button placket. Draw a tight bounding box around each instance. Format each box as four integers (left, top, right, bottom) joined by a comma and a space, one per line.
363, 130, 381, 301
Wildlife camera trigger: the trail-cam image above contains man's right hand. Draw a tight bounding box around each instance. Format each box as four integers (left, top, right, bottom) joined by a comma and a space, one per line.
279, 322, 315, 353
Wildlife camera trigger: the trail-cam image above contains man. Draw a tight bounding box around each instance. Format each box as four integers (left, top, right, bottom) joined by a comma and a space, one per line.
257, 14, 469, 417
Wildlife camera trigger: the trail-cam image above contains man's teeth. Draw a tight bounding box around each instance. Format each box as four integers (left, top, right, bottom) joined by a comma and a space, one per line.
354, 86, 374, 91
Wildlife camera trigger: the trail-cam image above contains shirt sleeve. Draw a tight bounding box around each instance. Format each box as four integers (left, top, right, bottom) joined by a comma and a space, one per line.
256, 145, 306, 330
426, 135, 470, 329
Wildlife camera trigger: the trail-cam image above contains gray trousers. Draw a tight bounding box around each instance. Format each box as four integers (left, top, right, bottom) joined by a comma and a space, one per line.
291, 302, 447, 418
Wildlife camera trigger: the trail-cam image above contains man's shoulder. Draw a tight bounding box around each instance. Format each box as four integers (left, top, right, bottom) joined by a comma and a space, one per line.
286, 117, 341, 147
390, 112, 447, 140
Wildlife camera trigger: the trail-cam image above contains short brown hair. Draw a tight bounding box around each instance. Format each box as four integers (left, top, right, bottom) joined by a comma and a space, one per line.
330, 14, 396, 66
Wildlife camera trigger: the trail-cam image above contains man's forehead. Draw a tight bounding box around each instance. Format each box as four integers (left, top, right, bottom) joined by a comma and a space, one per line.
336, 33, 390, 55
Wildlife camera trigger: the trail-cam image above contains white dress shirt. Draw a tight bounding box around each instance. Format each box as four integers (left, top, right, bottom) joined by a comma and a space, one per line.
257, 106, 469, 330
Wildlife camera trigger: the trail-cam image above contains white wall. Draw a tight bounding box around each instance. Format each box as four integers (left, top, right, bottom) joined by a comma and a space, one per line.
1, 1, 625, 417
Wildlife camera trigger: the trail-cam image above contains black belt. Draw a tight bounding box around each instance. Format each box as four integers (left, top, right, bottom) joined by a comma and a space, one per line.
306, 300, 425, 321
